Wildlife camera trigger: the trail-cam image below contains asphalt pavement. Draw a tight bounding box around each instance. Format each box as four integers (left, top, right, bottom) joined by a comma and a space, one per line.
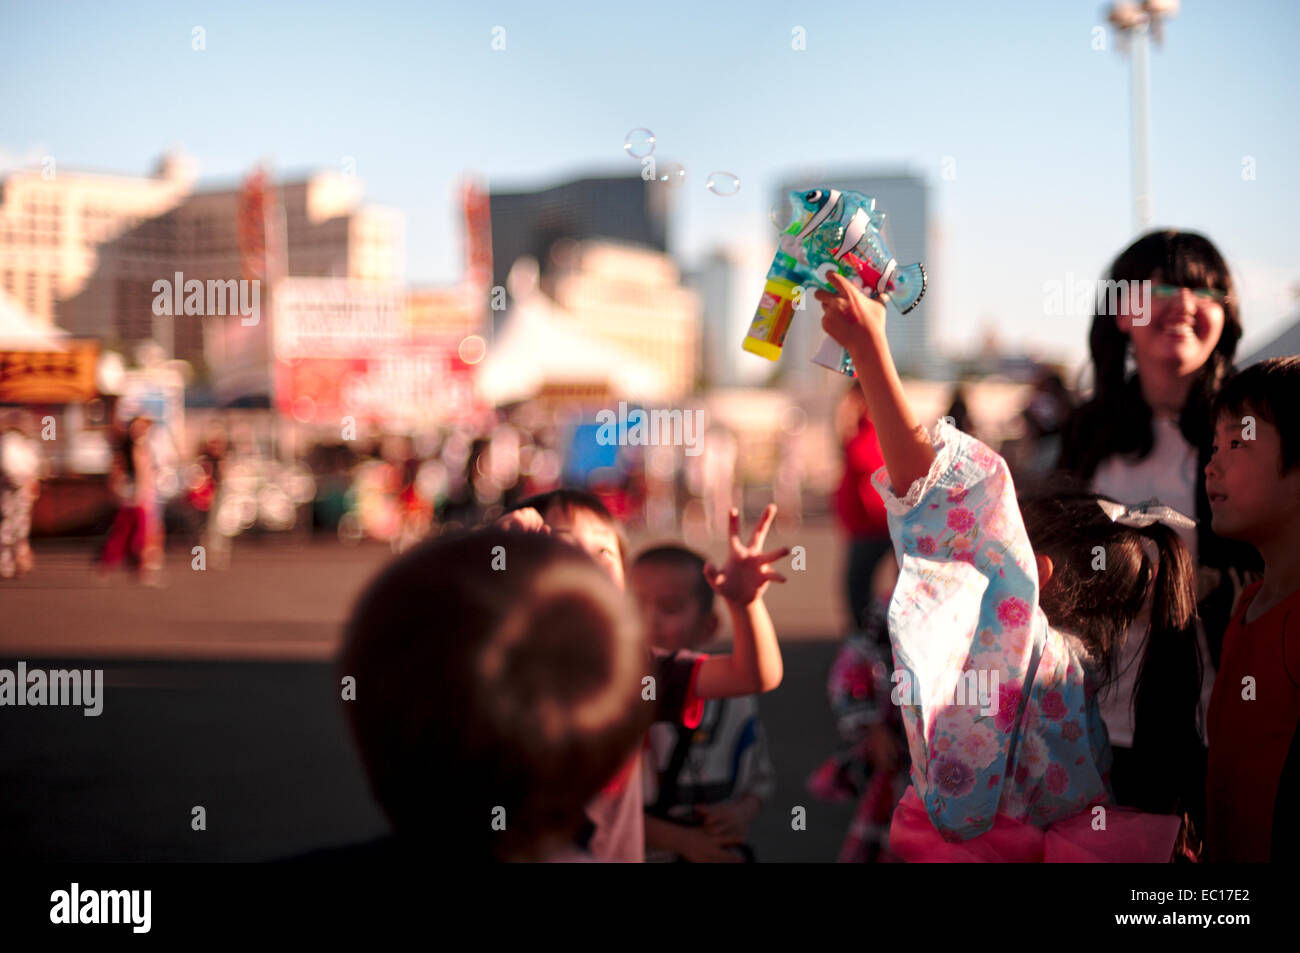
0, 526, 860, 862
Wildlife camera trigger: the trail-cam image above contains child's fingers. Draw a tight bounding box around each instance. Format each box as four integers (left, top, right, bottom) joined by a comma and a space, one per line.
703, 563, 725, 588
495, 507, 546, 533
749, 502, 777, 549
825, 270, 853, 295
762, 570, 788, 584
729, 507, 741, 541
758, 546, 791, 565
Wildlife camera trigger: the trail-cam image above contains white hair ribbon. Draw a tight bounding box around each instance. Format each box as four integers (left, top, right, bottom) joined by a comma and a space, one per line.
1097, 498, 1196, 530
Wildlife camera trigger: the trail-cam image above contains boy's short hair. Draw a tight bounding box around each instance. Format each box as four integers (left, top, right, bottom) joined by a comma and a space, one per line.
632, 544, 715, 615
1213, 356, 1300, 473
511, 488, 627, 560
339, 528, 650, 860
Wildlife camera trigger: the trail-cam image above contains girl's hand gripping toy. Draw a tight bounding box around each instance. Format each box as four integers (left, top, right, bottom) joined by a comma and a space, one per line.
743, 188, 926, 376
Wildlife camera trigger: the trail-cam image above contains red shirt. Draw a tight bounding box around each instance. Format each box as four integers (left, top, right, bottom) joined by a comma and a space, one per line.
834, 416, 889, 539
1206, 581, 1300, 861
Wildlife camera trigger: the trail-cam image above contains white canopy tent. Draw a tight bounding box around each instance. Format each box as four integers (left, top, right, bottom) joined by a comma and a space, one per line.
476, 287, 669, 406
0, 289, 67, 350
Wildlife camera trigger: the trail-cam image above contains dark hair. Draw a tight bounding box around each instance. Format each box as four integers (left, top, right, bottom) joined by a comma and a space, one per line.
632, 544, 715, 614
1058, 229, 1253, 574
1019, 488, 1204, 817
1212, 356, 1300, 475
339, 529, 650, 861
120, 417, 145, 481
511, 487, 626, 561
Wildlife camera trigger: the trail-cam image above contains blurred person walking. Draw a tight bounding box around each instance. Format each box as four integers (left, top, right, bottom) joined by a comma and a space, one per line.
96, 416, 163, 584
1001, 369, 1074, 482
0, 410, 42, 579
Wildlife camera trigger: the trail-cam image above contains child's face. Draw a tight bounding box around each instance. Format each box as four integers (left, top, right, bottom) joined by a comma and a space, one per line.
1206, 411, 1300, 542
543, 505, 625, 590
629, 563, 716, 654
1119, 277, 1225, 379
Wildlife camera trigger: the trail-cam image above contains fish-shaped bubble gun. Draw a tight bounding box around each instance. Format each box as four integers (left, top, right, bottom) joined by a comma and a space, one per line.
743, 188, 927, 376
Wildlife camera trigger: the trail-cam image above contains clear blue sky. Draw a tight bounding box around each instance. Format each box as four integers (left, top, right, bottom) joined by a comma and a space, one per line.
3, 0, 1297, 365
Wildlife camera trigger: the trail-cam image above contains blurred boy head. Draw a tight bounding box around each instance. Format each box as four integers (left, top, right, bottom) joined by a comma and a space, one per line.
510, 489, 627, 589
339, 528, 650, 861
630, 544, 719, 654
1206, 356, 1300, 545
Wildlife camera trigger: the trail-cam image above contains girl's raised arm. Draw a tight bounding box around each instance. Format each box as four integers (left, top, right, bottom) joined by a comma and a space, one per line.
816, 272, 935, 495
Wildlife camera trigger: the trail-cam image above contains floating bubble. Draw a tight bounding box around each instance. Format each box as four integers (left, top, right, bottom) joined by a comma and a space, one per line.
459, 335, 487, 365
779, 405, 807, 435
291, 395, 316, 423
658, 162, 685, 186
623, 128, 655, 159
769, 194, 795, 230
707, 171, 741, 196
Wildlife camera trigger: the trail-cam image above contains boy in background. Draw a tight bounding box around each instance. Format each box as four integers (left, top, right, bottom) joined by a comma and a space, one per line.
631, 544, 776, 862
1204, 356, 1300, 861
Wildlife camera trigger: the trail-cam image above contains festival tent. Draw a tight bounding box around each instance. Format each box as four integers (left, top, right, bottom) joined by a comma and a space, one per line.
1241, 311, 1300, 366
0, 289, 68, 350
476, 287, 669, 406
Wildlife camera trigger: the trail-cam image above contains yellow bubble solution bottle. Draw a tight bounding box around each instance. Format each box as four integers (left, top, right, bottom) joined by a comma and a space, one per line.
743, 275, 801, 361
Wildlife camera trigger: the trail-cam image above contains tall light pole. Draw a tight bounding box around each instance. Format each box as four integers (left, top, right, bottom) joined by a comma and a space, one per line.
1107, 0, 1178, 233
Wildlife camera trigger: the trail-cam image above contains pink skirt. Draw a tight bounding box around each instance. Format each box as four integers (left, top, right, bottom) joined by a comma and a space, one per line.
890, 786, 1181, 862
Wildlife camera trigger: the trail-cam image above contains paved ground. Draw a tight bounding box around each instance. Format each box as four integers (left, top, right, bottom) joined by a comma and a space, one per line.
0, 525, 860, 862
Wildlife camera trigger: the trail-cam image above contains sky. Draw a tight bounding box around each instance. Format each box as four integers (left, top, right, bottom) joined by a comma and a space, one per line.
2, 0, 1297, 368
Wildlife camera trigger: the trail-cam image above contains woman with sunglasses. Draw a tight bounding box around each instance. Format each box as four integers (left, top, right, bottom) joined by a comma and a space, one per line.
1057, 230, 1263, 859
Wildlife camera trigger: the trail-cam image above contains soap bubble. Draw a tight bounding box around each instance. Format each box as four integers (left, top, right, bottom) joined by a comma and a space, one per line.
658, 162, 685, 186
780, 405, 807, 435
623, 128, 655, 159
769, 194, 795, 229
706, 172, 741, 196
458, 335, 487, 365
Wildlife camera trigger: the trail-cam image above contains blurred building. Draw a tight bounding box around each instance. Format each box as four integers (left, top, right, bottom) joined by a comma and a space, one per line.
775, 170, 935, 380
686, 242, 787, 389
488, 175, 669, 321
0, 150, 403, 386
0, 152, 195, 331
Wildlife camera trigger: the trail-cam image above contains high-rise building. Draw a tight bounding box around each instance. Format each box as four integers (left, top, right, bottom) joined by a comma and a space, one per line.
488, 175, 669, 319
774, 171, 934, 380
686, 242, 783, 389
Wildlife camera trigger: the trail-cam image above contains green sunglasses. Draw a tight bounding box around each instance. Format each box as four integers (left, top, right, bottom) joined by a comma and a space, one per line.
1151, 283, 1229, 303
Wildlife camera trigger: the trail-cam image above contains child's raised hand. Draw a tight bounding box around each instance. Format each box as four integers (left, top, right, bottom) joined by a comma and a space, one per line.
703, 504, 790, 606
815, 271, 887, 353
494, 507, 548, 534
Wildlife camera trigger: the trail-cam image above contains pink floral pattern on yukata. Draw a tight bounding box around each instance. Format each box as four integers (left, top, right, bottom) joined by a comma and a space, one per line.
872, 422, 1113, 840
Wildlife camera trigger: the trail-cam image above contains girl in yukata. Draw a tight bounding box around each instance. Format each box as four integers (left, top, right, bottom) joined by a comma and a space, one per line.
816, 271, 1189, 862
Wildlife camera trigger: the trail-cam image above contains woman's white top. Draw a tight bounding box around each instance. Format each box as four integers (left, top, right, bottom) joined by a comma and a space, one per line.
1091, 415, 1215, 748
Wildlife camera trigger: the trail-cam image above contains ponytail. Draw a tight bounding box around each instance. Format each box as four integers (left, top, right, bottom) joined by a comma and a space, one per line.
1130, 521, 1205, 828
1139, 521, 1197, 636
